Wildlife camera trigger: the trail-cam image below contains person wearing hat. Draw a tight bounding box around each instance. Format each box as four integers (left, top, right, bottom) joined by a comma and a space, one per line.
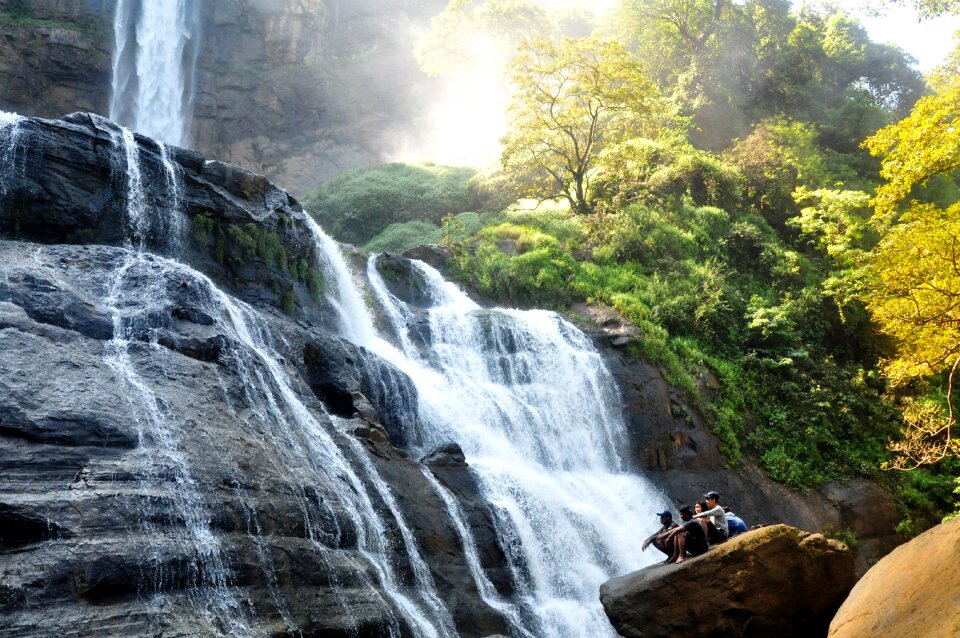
641, 510, 679, 558
658, 505, 710, 563
693, 491, 729, 544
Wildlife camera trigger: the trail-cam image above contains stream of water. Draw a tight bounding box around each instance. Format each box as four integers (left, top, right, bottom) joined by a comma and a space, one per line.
110, 0, 199, 145
305, 226, 666, 637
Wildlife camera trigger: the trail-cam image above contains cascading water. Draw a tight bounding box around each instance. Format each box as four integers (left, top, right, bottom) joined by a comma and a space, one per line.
89, 122, 458, 637
420, 468, 533, 638
0, 111, 23, 195
347, 253, 668, 637
111, 0, 199, 146
303, 218, 666, 635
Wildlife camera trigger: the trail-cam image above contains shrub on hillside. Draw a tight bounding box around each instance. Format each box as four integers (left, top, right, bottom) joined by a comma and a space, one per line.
364, 221, 443, 254
592, 138, 742, 210
302, 163, 488, 245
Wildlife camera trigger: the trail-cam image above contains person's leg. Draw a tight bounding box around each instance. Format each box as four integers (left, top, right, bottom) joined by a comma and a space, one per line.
673, 532, 688, 564
706, 521, 726, 544
652, 536, 675, 557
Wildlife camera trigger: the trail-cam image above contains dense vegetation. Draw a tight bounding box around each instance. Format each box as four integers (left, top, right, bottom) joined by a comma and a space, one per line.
302, 163, 487, 247
309, 0, 960, 528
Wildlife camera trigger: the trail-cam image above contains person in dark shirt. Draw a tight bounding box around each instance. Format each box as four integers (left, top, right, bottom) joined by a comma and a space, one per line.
658, 505, 709, 564
642, 511, 679, 558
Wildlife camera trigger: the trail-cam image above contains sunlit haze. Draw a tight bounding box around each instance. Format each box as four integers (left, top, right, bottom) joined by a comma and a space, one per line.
388, 0, 959, 169
385, 35, 509, 168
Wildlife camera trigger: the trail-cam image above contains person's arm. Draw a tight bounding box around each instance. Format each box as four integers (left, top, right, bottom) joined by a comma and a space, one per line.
692, 505, 724, 519
642, 525, 666, 549
659, 525, 683, 541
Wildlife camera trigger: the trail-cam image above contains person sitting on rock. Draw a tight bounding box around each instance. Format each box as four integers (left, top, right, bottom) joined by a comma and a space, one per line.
693, 501, 710, 537
641, 510, 678, 558
723, 506, 749, 537
658, 505, 709, 564
693, 491, 728, 544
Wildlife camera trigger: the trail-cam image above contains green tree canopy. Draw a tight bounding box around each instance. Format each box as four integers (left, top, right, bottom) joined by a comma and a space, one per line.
500, 36, 664, 213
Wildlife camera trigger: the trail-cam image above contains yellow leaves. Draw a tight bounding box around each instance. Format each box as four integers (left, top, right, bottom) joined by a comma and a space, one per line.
868, 203, 960, 385
501, 36, 662, 212
864, 47, 960, 220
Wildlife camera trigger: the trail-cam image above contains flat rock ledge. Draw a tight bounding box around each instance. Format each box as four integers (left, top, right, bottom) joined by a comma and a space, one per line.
828, 515, 960, 638
599, 524, 855, 638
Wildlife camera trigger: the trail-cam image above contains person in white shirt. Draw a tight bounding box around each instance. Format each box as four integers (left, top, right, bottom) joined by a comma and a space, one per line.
692, 491, 728, 544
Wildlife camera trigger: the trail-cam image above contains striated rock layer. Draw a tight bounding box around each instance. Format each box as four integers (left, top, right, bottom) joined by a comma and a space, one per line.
829, 515, 960, 638
599, 525, 856, 638
0, 114, 512, 637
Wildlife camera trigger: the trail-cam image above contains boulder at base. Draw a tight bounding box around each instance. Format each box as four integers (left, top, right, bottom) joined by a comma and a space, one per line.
829, 515, 960, 638
599, 524, 855, 638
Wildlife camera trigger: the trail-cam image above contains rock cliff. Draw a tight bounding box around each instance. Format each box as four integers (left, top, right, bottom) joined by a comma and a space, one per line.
0, 113, 512, 637
600, 525, 856, 638
0, 0, 445, 195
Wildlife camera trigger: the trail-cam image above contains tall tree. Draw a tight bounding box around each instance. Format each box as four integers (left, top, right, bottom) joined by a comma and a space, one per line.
863, 47, 960, 468
500, 36, 662, 213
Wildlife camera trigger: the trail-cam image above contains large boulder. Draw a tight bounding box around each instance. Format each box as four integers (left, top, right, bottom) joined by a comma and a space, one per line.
828, 515, 960, 638
600, 524, 855, 638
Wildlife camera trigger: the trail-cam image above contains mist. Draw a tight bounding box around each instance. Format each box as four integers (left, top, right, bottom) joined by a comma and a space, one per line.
383, 0, 620, 169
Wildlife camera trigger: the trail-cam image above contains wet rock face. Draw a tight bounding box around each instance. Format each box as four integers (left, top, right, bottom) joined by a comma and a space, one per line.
600, 525, 856, 638
376, 252, 437, 309
0, 115, 516, 636
303, 333, 422, 448
829, 516, 960, 638
0, 239, 513, 638
0, 113, 336, 325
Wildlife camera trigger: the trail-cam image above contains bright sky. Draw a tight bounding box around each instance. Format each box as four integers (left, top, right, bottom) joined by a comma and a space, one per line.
806, 1, 960, 71
566, 0, 960, 71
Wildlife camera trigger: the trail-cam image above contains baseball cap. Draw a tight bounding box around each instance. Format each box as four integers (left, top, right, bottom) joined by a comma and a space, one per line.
656, 510, 673, 518
703, 491, 720, 500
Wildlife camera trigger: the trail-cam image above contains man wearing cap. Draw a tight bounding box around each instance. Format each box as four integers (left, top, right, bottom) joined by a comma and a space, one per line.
641, 510, 678, 558
693, 491, 728, 544
659, 505, 710, 563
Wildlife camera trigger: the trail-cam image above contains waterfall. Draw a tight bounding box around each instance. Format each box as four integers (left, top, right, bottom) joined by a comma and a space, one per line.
104, 116, 186, 251
0, 111, 23, 196
351, 253, 667, 637
420, 468, 533, 638
110, 0, 199, 146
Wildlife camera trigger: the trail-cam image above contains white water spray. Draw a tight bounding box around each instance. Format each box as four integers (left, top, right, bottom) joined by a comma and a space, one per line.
0, 111, 24, 196
349, 251, 668, 637
111, 0, 198, 145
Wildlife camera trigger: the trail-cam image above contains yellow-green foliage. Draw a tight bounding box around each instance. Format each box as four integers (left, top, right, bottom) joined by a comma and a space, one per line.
365, 221, 443, 254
